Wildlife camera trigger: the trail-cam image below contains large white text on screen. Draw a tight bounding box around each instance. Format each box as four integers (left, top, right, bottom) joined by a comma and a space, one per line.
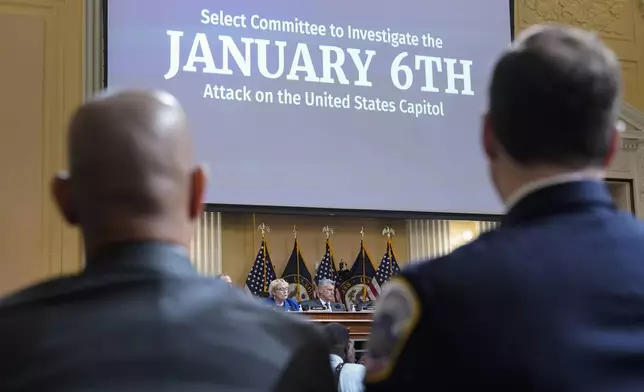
163, 31, 474, 96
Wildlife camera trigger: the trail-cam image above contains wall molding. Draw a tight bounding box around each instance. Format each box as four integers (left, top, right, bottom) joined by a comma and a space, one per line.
190, 211, 223, 275
612, 104, 644, 217
83, 0, 103, 100
478, 221, 500, 233
622, 102, 644, 136
407, 219, 451, 262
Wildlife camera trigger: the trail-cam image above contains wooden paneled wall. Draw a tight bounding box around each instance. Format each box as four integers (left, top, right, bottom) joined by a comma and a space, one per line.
0, 0, 83, 295
515, 0, 644, 111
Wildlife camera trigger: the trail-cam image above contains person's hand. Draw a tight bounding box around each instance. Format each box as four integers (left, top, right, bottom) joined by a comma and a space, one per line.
347, 339, 357, 363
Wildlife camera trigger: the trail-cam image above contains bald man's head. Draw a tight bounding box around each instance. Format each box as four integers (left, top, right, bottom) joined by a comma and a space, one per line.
53, 90, 206, 251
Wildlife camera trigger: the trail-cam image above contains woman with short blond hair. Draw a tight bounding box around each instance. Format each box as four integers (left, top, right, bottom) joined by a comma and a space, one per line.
265, 278, 300, 311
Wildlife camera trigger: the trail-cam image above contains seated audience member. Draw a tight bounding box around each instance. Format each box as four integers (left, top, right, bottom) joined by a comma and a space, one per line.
0, 90, 335, 391
265, 279, 300, 311
323, 323, 365, 392
217, 273, 233, 286
301, 279, 345, 311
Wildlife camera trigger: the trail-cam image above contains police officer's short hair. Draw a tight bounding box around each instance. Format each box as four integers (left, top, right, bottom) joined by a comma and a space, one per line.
318, 279, 335, 289
489, 24, 621, 167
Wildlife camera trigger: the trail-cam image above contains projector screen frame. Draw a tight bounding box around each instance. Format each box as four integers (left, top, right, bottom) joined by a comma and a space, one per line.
101, 0, 515, 221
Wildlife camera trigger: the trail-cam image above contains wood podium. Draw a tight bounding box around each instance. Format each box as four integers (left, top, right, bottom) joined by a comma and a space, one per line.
295, 311, 374, 339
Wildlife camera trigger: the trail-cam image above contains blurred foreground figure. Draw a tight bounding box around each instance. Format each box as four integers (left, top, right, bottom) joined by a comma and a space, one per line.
365, 25, 644, 391
322, 323, 365, 392
0, 90, 335, 392
218, 273, 233, 286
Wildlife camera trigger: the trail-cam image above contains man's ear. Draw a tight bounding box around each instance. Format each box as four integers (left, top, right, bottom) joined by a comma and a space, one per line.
604, 125, 620, 168
51, 171, 78, 225
189, 165, 207, 220
482, 113, 498, 160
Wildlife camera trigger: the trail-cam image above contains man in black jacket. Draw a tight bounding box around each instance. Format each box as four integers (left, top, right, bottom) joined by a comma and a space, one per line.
365, 24, 644, 391
0, 90, 335, 392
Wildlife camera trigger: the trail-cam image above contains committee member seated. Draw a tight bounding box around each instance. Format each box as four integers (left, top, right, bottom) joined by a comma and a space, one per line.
300, 279, 345, 311
323, 323, 365, 392
265, 279, 300, 311
0, 90, 335, 391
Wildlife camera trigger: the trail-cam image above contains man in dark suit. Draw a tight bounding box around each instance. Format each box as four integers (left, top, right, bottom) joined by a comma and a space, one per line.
364, 24, 644, 391
0, 90, 335, 391
301, 279, 345, 311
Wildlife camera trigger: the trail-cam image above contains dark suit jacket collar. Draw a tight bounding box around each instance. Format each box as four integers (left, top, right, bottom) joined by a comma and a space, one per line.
84, 241, 197, 278
502, 180, 615, 226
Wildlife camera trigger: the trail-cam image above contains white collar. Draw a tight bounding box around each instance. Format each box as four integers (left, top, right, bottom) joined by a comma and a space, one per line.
504, 172, 603, 211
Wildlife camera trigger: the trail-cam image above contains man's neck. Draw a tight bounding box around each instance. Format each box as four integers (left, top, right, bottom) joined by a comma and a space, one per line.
82, 219, 191, 258
502, 168, 605, 210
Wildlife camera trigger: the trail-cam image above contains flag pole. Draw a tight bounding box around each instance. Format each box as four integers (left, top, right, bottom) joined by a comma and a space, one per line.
382, 226, 396, 275
322, 225, 334, 239
322, 225, 335, 269
388, 240, 392, 275
361, 227, 366, 300
258, 222, 270, 292
323, 225, 339, 302
293, 225, 300, 300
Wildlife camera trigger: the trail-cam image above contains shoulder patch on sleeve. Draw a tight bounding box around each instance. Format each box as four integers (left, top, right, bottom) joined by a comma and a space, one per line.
364, 276, 421, 382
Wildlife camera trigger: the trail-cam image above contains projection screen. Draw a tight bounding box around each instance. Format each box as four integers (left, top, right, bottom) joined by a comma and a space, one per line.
106, 0, 512, 215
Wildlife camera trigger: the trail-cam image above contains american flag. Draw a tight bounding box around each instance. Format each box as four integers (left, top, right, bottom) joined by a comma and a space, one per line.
315, 239, 342, 302
339, 240, 380, 304
375, 240, 402, 290
244, 239, 277, 296
315, 239, 338, 284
